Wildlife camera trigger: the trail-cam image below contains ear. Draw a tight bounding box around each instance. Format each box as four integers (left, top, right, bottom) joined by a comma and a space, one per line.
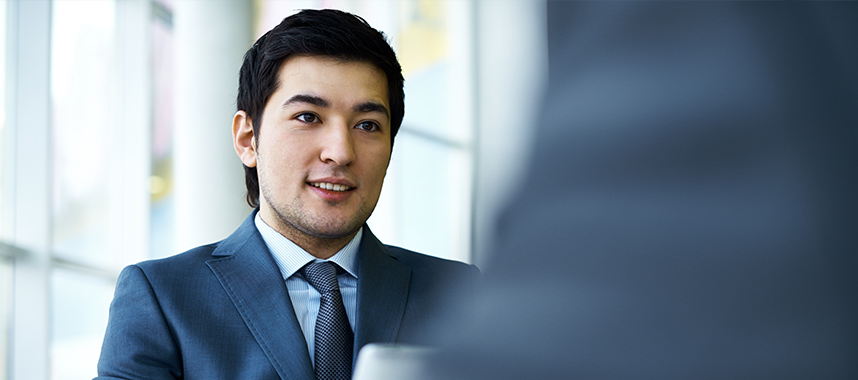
233, 110, 257, 168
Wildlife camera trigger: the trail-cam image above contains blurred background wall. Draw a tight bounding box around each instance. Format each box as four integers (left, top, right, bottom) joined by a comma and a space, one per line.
0, 0, 547, 379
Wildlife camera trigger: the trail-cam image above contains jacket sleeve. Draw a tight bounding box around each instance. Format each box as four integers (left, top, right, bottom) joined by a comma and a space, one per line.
95, 265, 182, 380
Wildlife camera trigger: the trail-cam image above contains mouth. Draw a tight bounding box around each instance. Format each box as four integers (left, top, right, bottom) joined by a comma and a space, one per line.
309, 182, 354, 192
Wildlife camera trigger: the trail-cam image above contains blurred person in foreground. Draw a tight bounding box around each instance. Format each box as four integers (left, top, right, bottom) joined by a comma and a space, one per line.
96, 9, 478, 380
425, 1, 858, 378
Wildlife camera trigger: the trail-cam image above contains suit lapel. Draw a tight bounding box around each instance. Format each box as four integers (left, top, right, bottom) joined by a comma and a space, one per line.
206, 211, 314, 380
354, 226, 412, 357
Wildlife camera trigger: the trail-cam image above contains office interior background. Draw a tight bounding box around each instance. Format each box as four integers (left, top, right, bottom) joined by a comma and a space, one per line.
0, 0, 546, 379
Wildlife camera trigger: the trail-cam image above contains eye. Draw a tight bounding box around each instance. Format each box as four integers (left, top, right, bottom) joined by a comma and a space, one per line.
355, 121, 380, 132
295, 113, 319, 123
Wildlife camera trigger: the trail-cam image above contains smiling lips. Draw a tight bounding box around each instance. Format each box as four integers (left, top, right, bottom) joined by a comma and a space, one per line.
309, 182, 353, 192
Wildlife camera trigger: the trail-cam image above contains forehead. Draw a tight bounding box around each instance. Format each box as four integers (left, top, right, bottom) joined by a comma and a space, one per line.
273, 55, 389, 106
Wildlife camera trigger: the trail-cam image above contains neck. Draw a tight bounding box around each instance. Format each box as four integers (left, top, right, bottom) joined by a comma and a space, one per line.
259, 213, 358, 259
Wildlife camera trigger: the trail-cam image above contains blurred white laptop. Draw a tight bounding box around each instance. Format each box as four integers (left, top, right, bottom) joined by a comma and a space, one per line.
352, 344, 434, 380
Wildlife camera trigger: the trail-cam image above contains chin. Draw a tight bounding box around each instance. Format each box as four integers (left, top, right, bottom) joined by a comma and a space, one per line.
306, 226, 360, 240
304, 218, 364, 239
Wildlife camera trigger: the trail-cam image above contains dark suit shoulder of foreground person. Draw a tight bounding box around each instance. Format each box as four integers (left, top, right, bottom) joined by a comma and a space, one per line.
96, 211, 479, 380
425, 2, 858, 379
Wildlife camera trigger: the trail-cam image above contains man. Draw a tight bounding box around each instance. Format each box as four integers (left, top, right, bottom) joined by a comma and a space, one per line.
424, 1, 858, 378
96, 10, 478, 380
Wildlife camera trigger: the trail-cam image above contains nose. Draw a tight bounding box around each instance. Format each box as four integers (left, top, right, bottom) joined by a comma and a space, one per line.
319, 124, 356, 166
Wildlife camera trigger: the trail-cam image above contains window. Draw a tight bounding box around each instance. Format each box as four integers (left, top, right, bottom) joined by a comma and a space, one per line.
1, 1, 544, 378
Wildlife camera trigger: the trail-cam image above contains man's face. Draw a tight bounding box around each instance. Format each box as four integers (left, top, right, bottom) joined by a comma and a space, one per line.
247, 55, 392, 246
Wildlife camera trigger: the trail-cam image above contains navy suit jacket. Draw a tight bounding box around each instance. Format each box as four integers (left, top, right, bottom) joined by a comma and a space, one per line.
96, 211, 479, 379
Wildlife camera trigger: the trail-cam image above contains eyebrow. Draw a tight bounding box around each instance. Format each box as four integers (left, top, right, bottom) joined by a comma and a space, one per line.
283, 94, 329, 108
354, 101, 390, 119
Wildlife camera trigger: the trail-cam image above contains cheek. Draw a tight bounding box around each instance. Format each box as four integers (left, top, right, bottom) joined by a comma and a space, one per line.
368, 148, 391, 177
258, 147, 306, 184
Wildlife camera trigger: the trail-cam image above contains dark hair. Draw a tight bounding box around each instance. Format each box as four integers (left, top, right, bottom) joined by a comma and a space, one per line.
237, 9, 405, 208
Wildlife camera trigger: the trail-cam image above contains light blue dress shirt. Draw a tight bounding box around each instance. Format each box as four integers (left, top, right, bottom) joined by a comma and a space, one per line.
254, 213, 360, 366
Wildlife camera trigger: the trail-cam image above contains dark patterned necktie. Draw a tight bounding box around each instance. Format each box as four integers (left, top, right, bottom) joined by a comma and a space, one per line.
301, 261, 353, 380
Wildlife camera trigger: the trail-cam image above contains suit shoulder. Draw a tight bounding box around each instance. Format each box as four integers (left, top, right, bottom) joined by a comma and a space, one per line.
134, 241, 222, 275
383, 245, 479, 276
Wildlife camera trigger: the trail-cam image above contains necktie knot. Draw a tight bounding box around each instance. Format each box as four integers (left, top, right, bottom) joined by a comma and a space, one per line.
301, 261, 340, 295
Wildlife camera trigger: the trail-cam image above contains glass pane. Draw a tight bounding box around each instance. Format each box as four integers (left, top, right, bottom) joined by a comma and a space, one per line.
150, 2, 176, 259
50, 0, 116, 267
50, 268, 115, 380
397, 0, 473, 145
1, 0, 8, 237
369, 133, 472, 262
1, 1, 10, 375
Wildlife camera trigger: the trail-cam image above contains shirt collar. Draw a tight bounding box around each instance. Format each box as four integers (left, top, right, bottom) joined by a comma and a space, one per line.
254, 212, 361, 280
